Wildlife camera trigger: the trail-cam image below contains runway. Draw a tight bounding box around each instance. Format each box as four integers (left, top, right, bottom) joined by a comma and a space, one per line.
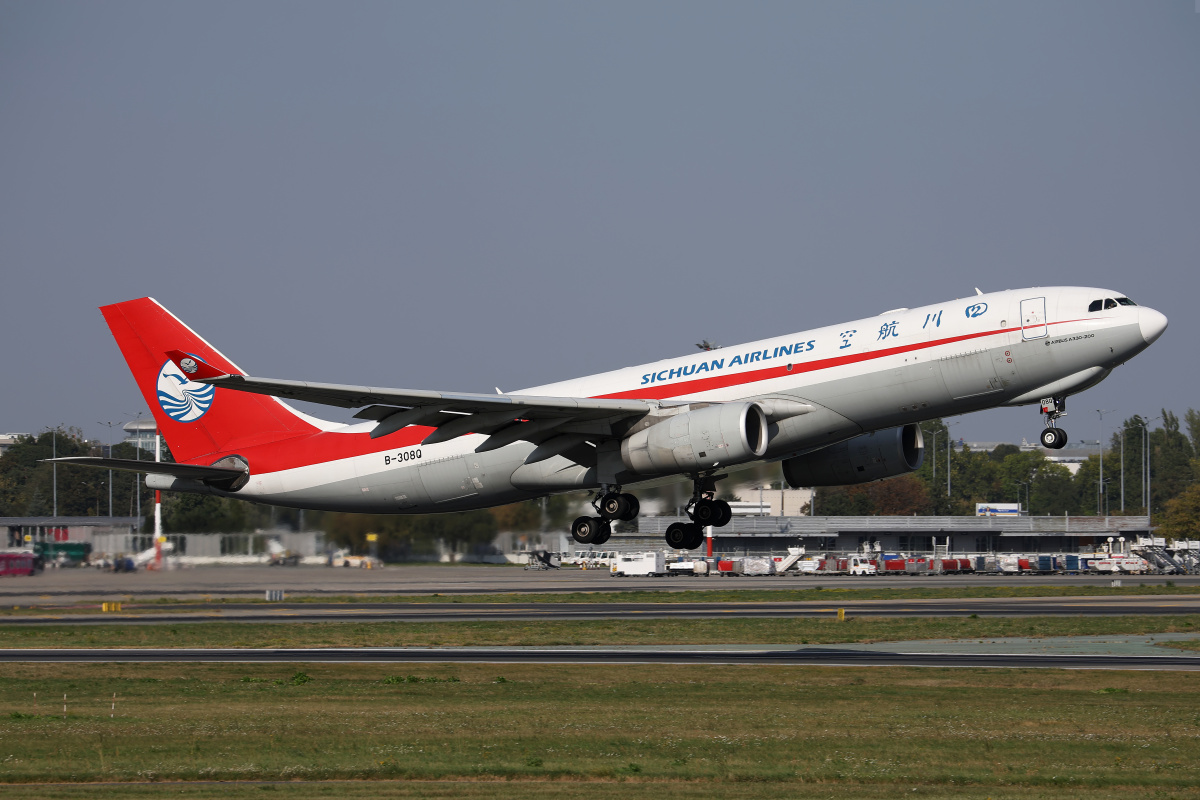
4, 594, 1200, 624
1, 645, 1197, 670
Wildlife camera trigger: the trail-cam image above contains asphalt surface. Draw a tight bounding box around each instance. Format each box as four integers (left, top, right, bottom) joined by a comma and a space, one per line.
3, 564, 1197, 605
1, 645, 1196, 670
4, 594, 1200, 624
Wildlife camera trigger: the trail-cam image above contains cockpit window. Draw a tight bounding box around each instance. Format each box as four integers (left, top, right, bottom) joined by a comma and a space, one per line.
1104, 298, 1118, 310
1115, 297, 1137, 306
1088, 300, 1103, 312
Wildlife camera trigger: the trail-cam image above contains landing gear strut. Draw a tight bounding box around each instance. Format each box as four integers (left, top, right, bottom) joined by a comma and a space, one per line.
571, 486, 641, 545
1039, 396, 1069, 450
664, 473, 733, 551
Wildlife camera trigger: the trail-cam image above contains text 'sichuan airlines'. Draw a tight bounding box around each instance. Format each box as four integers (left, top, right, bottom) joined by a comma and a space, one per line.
57, 288, 1167, 550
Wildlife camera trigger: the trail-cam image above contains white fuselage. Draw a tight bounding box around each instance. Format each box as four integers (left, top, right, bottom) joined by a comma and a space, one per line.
200, 286, 1163, 513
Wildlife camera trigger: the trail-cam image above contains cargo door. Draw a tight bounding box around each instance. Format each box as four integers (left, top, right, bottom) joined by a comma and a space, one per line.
939, 350, 1002, 400
418, 457, 479, 504
1021, 297, 1047, 339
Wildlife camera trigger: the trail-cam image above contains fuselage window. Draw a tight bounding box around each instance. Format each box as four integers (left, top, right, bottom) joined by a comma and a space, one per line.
1088, 299, 1103, 312
1115, 297, 1137, 306
1104, 298, 1118, 310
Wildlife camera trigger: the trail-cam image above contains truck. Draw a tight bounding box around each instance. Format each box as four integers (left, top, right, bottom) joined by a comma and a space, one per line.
611, 551, 666, 577
816, 556, 877, 576
32, 541, 91, 568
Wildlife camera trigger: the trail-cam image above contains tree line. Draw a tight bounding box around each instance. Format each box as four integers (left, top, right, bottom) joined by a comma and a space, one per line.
812, 411, 1200, 537
4, 409, 1197, 555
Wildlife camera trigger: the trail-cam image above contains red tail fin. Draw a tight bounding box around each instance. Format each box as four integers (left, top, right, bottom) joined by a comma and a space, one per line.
100, 298, 318, 464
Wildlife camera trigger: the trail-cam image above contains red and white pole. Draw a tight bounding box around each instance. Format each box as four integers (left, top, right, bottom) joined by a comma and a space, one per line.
706, 525, 713, 559
154, 430, 162, 570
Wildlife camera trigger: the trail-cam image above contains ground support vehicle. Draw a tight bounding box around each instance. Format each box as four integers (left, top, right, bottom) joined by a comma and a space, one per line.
815, 556, 877, 576
1090, 555, 1150, 574
0, 552, 36, 576
665, 557, 707, 576
611, 551, 666, 577
329, 550, 383, 569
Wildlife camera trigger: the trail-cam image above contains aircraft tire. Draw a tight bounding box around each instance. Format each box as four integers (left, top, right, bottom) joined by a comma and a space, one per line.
592, 523, 612, 546
1040, 428, 1061, 449
599, 493, 629, 520
713, 500, 733, 527
665, 522, 691, 549
692, 499, 719, 525
684, 525, 705, 550
618, 494, 640, 521
571, 516, 600, 544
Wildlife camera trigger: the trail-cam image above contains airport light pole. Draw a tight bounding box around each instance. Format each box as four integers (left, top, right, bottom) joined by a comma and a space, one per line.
1096, 409, 1116, 519
946, 422, 959, 500
1013, 480, 1030, 513
98, 420, 120, 519
126, 412, 145, 528
921, 427, 941, 488
1134, 416, 1160, 522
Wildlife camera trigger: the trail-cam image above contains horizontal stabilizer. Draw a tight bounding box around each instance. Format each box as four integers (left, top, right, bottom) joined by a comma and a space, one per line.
46, 457, 249, 490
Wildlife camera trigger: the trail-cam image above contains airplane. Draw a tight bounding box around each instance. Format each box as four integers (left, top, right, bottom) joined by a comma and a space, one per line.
52, 288, 1167, 551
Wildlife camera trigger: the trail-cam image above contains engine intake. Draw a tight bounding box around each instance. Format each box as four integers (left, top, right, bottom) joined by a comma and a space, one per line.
621, 403, 768, 475
782, 424, 924, 487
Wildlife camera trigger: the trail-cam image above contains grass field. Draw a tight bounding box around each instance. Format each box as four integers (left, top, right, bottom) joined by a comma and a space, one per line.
1, 615, 1199, 649
4, 582, 1199, 616
2, 661, 1200, 798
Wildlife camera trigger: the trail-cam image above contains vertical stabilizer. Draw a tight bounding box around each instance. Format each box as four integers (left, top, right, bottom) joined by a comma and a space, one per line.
100, 298, 318, 464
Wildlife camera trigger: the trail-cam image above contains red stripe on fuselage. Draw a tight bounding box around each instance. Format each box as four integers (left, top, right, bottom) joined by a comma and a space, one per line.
194, 318, 1091, 476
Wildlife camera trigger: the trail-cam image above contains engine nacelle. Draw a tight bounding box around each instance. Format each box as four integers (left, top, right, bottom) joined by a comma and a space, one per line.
782, 424, 924, 487
621, 402, 768, 475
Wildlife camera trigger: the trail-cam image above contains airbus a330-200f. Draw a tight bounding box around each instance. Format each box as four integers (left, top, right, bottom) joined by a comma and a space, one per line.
55, 289, 1167, 550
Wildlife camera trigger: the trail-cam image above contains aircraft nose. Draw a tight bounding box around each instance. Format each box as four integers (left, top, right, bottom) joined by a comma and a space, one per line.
1139, 307, 1168, 345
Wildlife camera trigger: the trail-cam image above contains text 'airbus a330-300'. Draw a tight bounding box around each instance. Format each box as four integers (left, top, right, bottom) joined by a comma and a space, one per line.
53, 288, 1166, 550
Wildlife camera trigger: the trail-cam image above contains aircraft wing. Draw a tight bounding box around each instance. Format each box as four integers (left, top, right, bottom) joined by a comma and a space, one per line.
164, 350, 662, 447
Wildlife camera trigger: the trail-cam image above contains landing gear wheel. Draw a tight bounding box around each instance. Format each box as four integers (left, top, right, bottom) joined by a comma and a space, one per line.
1040, 427, 1068, 449
571, 516, 601, 544
618, 494, 640, 522
684, 525, 705, 550
693, 499, 720, 526
665, 522, 693, 550
713, 500, 732, 527
599, 492, 629, 521
591, 522, 612, 546
1039, 428, 1058, 448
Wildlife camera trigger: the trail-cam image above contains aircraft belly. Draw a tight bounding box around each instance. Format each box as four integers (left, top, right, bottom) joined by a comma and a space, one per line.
762, 400, 861, 460
798, 361, 946, 431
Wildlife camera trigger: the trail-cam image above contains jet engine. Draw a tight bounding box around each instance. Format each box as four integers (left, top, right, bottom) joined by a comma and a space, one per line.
621, 402, 768, 475
781, 424, 924, 487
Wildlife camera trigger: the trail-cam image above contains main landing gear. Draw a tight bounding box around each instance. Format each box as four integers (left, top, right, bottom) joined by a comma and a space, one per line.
571, 487, 641, 545
664, 474, 733, 551
1039, 396, 1069, 450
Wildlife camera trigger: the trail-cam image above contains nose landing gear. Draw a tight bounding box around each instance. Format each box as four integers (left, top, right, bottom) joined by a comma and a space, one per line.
1039, 396, 1069, 449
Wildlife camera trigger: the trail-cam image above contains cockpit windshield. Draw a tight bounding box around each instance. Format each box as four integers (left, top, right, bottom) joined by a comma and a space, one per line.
1089, 296, 1138, 312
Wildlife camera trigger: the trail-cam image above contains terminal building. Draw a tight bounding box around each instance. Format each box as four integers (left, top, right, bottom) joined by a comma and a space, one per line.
632, 513, 1153, 557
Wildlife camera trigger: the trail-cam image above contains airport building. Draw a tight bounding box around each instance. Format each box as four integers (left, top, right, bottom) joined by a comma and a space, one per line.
633, 513, 1153, 556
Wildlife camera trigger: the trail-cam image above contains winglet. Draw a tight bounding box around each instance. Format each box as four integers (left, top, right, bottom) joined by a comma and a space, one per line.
164, 350, 231, 381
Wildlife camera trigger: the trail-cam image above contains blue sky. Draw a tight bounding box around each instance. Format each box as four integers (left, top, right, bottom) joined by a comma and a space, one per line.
1, 1, 1197, 447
